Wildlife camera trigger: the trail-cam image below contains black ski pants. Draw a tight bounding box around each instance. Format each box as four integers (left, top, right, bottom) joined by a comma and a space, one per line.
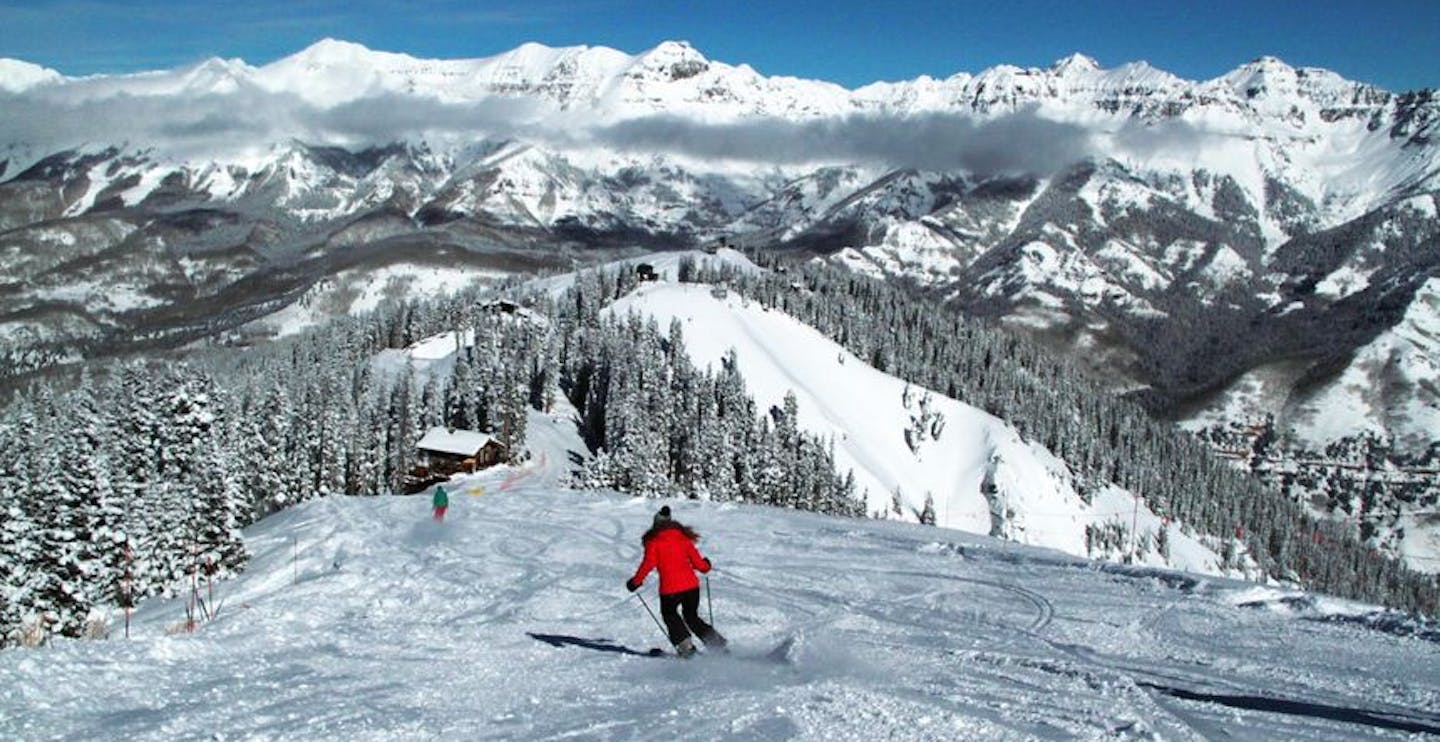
659, 587, 724, 647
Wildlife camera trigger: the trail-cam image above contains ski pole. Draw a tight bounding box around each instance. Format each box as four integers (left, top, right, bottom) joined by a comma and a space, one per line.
705, 575, 714, 626
634, 593, 668, 643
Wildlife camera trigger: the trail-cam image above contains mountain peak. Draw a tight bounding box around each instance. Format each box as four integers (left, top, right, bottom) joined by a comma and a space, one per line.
512, 40, 562, 55
637, 40, 710, 81
286, 38, 391, 67
1248, 55, 1293, 69
1227, 55, 1301, 81
646, 40, 704, 58
306, 37, 371, 54
1051, 53, 1101, 75
1222, 55, 1301, 98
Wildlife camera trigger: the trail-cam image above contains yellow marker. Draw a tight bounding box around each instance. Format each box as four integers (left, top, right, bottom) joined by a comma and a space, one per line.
469, 486, 484, 496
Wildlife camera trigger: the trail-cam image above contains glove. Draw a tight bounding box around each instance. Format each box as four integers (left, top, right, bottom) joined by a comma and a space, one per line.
625, 578, 640, 592
703, 558, 713, 572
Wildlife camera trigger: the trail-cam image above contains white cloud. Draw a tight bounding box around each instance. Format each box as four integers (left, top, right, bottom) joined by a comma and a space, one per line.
1, 80, 1213, 177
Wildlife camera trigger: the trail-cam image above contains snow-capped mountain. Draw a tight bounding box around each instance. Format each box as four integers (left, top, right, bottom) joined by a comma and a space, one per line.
1, 40, 1436, 561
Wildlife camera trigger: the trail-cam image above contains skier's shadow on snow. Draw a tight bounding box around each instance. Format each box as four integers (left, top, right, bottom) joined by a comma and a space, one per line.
528, 632, 659, 657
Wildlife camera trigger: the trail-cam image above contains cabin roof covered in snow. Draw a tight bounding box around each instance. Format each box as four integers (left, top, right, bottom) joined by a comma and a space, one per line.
416, 427, 497, 456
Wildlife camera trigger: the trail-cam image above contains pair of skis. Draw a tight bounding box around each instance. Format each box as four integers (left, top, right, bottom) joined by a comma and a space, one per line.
527, 632, 794, 664
629, 577, 795, 663
643, 636, 796, 664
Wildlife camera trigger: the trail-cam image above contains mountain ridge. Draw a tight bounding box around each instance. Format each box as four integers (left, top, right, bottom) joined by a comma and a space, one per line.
1, 38, 1437, 569
5, 38, 1426, 102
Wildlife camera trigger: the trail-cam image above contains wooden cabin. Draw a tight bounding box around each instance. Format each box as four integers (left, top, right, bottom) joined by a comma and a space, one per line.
636, 263, 658, 281
407, 427, 507, 492
483, 298, 523, 315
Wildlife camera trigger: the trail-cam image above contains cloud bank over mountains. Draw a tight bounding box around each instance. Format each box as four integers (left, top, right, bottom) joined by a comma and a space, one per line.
0, 37, 1411, 183
579, 111, 1098, 175
0, 38, 1242, 178
0, 83, 1111, 177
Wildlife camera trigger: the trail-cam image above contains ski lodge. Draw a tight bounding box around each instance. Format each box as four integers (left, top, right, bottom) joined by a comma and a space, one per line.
413, 427, 507, 480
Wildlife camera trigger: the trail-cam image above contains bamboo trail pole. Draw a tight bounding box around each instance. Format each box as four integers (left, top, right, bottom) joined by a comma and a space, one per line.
123, 541, 133, 640
1130, 496, 1140, 564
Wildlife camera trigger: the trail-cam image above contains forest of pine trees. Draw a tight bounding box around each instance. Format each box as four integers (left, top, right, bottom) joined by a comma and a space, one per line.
2, 251, 1435, 647
675, 254, 1439, 615
0, 264, 861, 647
561, 268, 859, 514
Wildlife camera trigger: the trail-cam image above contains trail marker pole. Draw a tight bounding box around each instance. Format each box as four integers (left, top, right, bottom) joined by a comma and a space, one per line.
1130, 496, 1140, 564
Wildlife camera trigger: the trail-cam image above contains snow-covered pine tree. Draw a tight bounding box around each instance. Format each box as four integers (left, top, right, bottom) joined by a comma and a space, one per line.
150, 366, 221, 596
691, 374, 731, 501
55, 378, 124, 632
108, 363, 165, 600
385, 363, 420, 493
0, 402, 25, 645
244, 382, 300, 517
314, 369, 353, 498
447, 350, 478, 431
1, 396, 64, 644
663, 318, 699, 490
348, 370, 388, 496
919, 493, 937, 526
24, 391, 75, 635
187, 401, 248, 600
497, 334, 530, 460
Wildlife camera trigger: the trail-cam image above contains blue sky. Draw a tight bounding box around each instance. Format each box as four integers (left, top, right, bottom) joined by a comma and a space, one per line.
1, 0, 1435, 91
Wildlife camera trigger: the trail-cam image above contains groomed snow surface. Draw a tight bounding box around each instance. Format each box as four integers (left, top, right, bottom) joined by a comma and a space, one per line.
3, 410, 1438, 740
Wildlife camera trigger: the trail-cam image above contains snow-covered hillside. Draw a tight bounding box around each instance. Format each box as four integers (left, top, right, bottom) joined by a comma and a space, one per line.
240, 262, 512, 339
1, 40, 1436, 583
605, 277, 1220, 574
3, 411, 1436, 740
4, 39, 1435, 456
1178, 274, 1440, 455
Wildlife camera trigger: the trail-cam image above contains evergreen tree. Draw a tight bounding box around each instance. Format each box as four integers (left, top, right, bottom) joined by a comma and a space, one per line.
919, 493, 937, 526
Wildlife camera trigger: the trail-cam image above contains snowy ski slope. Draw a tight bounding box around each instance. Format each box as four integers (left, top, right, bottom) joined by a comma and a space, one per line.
2, 408, 1437, 740
4, 255, 1437, 739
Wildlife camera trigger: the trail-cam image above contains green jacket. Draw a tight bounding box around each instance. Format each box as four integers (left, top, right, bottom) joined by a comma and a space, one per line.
433, 486, 448, 508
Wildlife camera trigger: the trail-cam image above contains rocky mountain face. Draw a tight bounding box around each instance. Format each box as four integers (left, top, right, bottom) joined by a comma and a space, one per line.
1, 40, 1437, 567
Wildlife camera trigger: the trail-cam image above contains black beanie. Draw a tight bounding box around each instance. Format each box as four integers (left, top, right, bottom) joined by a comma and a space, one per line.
653, 505, 672, 526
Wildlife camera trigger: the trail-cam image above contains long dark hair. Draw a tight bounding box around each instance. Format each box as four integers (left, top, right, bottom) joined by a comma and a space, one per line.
642, 521, 700, 544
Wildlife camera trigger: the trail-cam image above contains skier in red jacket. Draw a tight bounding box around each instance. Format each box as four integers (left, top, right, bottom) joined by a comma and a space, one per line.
626, 506, 727, 657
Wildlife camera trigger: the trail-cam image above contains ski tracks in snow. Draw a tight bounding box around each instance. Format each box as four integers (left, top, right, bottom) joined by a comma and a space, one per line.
5, 451, 1439, 739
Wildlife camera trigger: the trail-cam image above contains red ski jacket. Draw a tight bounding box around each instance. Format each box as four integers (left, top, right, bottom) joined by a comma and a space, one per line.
630, 524, 711, 595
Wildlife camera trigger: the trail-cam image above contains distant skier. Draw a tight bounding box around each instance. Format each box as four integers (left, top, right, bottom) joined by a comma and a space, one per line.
626, 505, 727, 657
432, 485, 449, 523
